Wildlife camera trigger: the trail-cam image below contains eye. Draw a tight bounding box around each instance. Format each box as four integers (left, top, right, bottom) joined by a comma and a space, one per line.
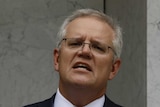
67, 39, 82, 48
92, 44, 106, 53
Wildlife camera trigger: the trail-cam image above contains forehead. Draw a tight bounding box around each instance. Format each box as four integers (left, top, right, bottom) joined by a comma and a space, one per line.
65, 17, 115, 42
67, 16, 112, 28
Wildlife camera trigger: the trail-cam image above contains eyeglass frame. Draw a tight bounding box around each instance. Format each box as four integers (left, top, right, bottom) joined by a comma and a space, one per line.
58, 38, 117, 56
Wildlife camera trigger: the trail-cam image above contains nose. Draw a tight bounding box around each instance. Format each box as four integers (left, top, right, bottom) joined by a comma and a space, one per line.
78, 43, 92, 59
81, 43, 91, 53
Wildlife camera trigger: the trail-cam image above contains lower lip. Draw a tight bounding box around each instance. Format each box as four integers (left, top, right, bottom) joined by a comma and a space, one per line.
73, 67, 91, 73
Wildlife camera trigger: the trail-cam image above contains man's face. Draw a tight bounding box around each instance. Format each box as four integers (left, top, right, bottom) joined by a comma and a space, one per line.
54, 17, 121, 92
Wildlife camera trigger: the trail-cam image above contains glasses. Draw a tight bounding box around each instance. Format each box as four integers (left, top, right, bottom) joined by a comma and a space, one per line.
59, 38, 116, 55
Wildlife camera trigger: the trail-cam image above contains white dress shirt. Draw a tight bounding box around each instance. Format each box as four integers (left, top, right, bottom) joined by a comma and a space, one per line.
54, 89, 105, 107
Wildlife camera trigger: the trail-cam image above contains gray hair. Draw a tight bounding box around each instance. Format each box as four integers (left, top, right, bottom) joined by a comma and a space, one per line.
57, 9, 123, 58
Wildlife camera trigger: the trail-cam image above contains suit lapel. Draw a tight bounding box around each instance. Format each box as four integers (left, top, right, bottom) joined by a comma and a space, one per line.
103, 95, 122, 107
38, 94, 56, 107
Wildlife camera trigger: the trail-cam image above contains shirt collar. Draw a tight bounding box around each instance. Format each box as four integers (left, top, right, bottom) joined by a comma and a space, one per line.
54, 89, 105, 107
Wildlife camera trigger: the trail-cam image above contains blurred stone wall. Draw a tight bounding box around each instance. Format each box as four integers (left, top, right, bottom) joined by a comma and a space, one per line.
0, 0, 103, 107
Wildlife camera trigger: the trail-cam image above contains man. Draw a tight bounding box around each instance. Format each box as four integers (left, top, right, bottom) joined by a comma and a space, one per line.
24, 8, 123, 107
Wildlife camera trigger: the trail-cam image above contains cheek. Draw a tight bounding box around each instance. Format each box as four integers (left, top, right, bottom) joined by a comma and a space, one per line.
58, 49, 75, 69
95, 57, 113, 79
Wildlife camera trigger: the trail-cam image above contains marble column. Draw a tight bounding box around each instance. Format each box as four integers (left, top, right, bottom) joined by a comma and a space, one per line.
147, 0, 160, 106
0, 0, 103, 107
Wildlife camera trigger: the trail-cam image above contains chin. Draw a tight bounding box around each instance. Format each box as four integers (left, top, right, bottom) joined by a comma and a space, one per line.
69, 78, 95, 88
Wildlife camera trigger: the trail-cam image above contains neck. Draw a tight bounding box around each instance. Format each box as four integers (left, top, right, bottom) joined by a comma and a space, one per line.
59, 84, 106, 106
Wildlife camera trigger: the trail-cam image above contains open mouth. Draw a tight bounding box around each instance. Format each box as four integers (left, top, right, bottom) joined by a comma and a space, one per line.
73, 63, 92, 71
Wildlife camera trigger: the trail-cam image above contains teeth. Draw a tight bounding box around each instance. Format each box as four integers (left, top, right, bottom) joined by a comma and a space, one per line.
74, 63, 91, 71
79, 64, 84, 66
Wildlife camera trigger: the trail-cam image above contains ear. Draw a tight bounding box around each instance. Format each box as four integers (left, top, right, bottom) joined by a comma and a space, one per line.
53, 48, 60, 72
108, 58, 121, 80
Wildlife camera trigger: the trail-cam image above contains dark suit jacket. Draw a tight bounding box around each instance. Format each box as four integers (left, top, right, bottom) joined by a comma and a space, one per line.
24, 94, 122, 107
